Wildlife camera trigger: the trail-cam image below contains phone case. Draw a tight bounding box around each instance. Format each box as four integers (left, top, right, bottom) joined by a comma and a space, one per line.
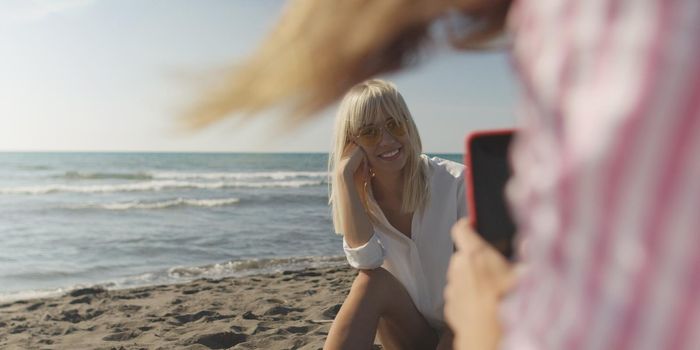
465, 129, 514, 228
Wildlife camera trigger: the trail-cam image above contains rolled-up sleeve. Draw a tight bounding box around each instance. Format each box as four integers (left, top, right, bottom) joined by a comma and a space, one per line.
342, 232, 384, 269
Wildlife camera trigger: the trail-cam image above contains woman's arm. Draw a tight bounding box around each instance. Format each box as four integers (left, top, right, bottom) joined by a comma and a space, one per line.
335, 143, 374, 248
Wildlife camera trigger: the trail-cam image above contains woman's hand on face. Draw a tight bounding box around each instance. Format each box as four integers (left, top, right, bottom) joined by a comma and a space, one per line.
338, 142, 370, 187
444, 218, 515, 350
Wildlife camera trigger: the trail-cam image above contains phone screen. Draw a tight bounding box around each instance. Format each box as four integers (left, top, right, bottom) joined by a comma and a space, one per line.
465, 130, 516, 259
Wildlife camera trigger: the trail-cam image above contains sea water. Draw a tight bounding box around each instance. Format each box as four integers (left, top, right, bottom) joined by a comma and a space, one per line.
0, 152, 461, 301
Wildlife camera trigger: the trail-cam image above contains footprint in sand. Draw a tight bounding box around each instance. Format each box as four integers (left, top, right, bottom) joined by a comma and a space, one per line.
264, 306, 295, 316
190, 331, 248, 349
285, 325, 311, 334
69, 287, 106, 298
113, 292, 150, 300
117, 304, 143, 313
102, 330, 141, 341
9, 324, 28, 334
55, 309, 104, 323
26, 302, 44, 311
322, 304, 342, 319
69, 296, 92, 305
174, 310, 234, 324
253, 324, 271, 334
242, 311, 259, 320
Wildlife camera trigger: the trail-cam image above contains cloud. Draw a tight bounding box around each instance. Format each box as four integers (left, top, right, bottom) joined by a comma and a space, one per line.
0, 0, 95, 23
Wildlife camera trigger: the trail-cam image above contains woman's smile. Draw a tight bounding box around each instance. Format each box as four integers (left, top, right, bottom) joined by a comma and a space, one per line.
377, 147, 402, 161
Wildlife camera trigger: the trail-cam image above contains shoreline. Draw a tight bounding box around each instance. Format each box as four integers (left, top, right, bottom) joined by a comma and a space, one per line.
0, 255, 348, 304
0, 264, 360, 349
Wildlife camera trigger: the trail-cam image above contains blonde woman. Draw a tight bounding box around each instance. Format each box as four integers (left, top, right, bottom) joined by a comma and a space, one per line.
325, 79, 466, 349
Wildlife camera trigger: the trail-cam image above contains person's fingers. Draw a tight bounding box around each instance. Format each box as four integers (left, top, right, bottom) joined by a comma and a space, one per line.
498, 269, 517, 296
351, 149, 369, 185
450, 218, 472, 250
352, 145, 368, 166
479, 244, 516, 296
494, 258, 517, 296
446, 251, 467, 284
444, 254, 470, 320
451, 218, 488, 254
342, 141, 356, 158
341, 143, 368, 177
451, 218, 516, 296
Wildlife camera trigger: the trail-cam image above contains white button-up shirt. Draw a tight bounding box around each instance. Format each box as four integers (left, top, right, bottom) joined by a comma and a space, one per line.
343, 155, 466, 330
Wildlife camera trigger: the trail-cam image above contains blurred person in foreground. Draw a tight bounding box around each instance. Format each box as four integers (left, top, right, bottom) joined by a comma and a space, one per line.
186, 0, 700, 349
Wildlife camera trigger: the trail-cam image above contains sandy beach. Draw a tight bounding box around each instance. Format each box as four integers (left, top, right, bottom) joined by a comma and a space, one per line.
0, 265, 370, 350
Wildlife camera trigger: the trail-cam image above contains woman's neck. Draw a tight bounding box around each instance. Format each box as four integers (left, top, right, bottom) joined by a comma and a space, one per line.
371, 170, 404, 204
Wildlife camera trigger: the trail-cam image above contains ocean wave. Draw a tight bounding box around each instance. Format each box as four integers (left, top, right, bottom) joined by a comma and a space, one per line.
0, 288, 70, 303
167, 256, 346, 279
71, 197, 241, 210
60, 171, 153, 180
19, 165, 52, 171
55, 170, 327, 181
152, 171, 327, 181
0, 179, 325, 195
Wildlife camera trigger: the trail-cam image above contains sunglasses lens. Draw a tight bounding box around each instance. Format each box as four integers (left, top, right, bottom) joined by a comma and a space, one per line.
357, 126, 380, 146
386, 119, 406, 137
355, 119, 406, 146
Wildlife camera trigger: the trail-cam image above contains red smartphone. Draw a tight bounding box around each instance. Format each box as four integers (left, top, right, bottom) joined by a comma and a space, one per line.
464, 129, 516, 259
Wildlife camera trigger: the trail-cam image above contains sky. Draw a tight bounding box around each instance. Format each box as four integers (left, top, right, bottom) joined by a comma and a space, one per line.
0, 0, 518, 153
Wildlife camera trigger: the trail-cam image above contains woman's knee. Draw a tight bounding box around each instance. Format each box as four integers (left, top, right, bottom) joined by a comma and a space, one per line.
351, 268, 398, 303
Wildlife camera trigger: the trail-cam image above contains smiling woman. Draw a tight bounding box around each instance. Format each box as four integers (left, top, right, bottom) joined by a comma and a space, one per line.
329, 79, 427, 222
325, 79, 467, 349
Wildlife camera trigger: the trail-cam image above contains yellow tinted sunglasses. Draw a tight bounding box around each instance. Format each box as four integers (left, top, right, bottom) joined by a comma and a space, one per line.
353, 118, 407, 147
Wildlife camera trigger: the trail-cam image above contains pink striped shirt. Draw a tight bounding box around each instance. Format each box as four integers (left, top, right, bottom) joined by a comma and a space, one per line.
502, 0, 700, 349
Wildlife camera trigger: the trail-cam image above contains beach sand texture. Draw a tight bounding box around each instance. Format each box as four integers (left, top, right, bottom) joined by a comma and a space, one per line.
0, 265, 375, 350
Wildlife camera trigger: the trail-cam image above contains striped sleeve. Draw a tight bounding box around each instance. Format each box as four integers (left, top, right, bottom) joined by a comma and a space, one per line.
503, 0, 700, 349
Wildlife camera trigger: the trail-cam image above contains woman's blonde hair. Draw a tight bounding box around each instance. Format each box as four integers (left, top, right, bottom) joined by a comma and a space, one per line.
328, 79, 428, 234
185, 0, 512, 128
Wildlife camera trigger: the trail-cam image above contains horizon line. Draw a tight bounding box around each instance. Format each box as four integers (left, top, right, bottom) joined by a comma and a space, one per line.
0, 150, 463, 155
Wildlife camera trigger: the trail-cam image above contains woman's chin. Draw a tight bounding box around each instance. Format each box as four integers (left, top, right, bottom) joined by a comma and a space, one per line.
372, 155, 408, 174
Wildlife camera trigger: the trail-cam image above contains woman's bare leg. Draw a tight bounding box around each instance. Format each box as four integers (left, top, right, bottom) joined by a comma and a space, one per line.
324, 268, 438, 350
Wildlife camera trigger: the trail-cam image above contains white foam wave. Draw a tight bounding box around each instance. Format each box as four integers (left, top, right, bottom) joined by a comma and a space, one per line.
77, 197, 241, 210
151, 171, 327, 181
0, 288, 69, 303
0, 256, 346, 303
0, 179, 324, 195
167, 256, 346, 279
57, 170, 328, 181
61, 171, 153, 180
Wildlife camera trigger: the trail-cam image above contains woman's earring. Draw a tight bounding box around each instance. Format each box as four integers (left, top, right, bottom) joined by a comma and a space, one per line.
363, 168, 375, 195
